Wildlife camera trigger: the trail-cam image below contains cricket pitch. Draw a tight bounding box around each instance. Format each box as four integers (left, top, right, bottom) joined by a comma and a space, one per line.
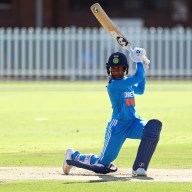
0, 167, 191, 182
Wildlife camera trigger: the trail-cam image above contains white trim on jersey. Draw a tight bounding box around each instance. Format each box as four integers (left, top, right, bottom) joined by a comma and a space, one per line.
99, 119, 118, 161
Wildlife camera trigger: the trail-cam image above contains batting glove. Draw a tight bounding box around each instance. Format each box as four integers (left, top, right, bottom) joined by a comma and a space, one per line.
129, 47, 150, 70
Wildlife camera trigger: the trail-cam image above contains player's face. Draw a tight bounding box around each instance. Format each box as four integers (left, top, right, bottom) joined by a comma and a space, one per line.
111, 66, 125, 78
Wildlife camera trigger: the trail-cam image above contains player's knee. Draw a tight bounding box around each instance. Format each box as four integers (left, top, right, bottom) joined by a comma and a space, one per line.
143, 119, 162, 141
98, 157, 111, 167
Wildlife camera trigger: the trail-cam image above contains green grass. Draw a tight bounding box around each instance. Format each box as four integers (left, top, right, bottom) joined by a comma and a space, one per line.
0, 81, 191, 168
0, 81, 192, 191
0, 181, 192, 192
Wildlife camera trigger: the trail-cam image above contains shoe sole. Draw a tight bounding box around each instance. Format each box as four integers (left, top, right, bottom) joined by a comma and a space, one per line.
63, 149, 73, 174
63, 163, 70, 174
132, 173, 147, 177
132, 168, 147, 177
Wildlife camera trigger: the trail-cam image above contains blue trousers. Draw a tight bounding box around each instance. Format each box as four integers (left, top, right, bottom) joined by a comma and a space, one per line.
72, 118, 147, 167
98, 118, 147, 166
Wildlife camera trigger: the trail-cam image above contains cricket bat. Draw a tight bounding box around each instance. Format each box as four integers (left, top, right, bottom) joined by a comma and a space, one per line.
90, 3, 150, 64
90, 3, 132, 52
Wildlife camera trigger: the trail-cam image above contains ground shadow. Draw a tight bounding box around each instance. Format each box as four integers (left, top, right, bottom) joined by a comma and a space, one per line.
62, 173, 154, 184
93, 174, 154, 183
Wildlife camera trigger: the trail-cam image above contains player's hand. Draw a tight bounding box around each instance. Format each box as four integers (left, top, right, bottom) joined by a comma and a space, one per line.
143, 55, 150, 71
129, 47, 150, 70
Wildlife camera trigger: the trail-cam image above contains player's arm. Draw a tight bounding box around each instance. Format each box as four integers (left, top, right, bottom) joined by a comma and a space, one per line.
111, 62, 145, 89
130, 47, 149, 94
132, 78, 146, 95
112, 47, 148, 89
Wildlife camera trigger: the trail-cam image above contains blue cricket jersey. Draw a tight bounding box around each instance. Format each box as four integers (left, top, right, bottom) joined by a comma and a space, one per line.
107, 62, 145, 121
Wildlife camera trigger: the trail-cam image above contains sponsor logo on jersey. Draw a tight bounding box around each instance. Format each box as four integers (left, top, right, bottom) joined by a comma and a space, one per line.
124, 91, 135, 106
124, 91, 134, 98
125, 99, 135, 106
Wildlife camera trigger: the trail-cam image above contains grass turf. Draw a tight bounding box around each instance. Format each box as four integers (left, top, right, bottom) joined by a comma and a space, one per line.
0, 81, 191, 168
0, 181, 192, 192
0, 81, 192, 191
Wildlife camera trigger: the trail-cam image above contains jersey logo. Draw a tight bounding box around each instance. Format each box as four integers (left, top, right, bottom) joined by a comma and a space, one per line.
125, 99, 135, 106
124, 91, 135, 106
124, 91, 134, 98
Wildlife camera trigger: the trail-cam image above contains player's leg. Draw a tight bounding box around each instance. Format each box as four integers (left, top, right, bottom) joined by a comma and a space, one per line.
63, 148, 100, 174
63, 149, 118, 174
126, 118, 147, 176
63, 119, 128, 174
132, 119, 162, 176
63, 147, 102, 174
97, 119, 129, 167
127, 118, 147, 139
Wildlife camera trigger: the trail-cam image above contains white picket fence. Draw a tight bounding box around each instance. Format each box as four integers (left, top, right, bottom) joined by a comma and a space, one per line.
0, 27, 192, 80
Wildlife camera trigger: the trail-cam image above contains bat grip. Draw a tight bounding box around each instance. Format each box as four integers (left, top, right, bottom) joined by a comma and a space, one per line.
126, 46, 133, 53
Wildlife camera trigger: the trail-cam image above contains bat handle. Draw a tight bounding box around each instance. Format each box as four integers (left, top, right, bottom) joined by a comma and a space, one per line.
126, 46, 133, 53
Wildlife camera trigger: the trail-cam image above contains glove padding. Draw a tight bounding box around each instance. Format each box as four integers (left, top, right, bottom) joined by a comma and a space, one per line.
129, 47, 150, 70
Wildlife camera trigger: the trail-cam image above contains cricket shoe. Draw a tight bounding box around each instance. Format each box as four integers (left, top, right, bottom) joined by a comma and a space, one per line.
63, 148, 74, 174
132, 168, 147, 177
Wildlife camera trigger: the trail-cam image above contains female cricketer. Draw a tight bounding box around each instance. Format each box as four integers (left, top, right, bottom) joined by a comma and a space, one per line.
63, 47, 162, 176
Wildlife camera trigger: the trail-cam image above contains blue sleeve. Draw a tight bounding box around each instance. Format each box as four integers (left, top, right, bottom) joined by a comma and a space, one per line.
132, 78, 146, 95
111, 62, 145, 90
